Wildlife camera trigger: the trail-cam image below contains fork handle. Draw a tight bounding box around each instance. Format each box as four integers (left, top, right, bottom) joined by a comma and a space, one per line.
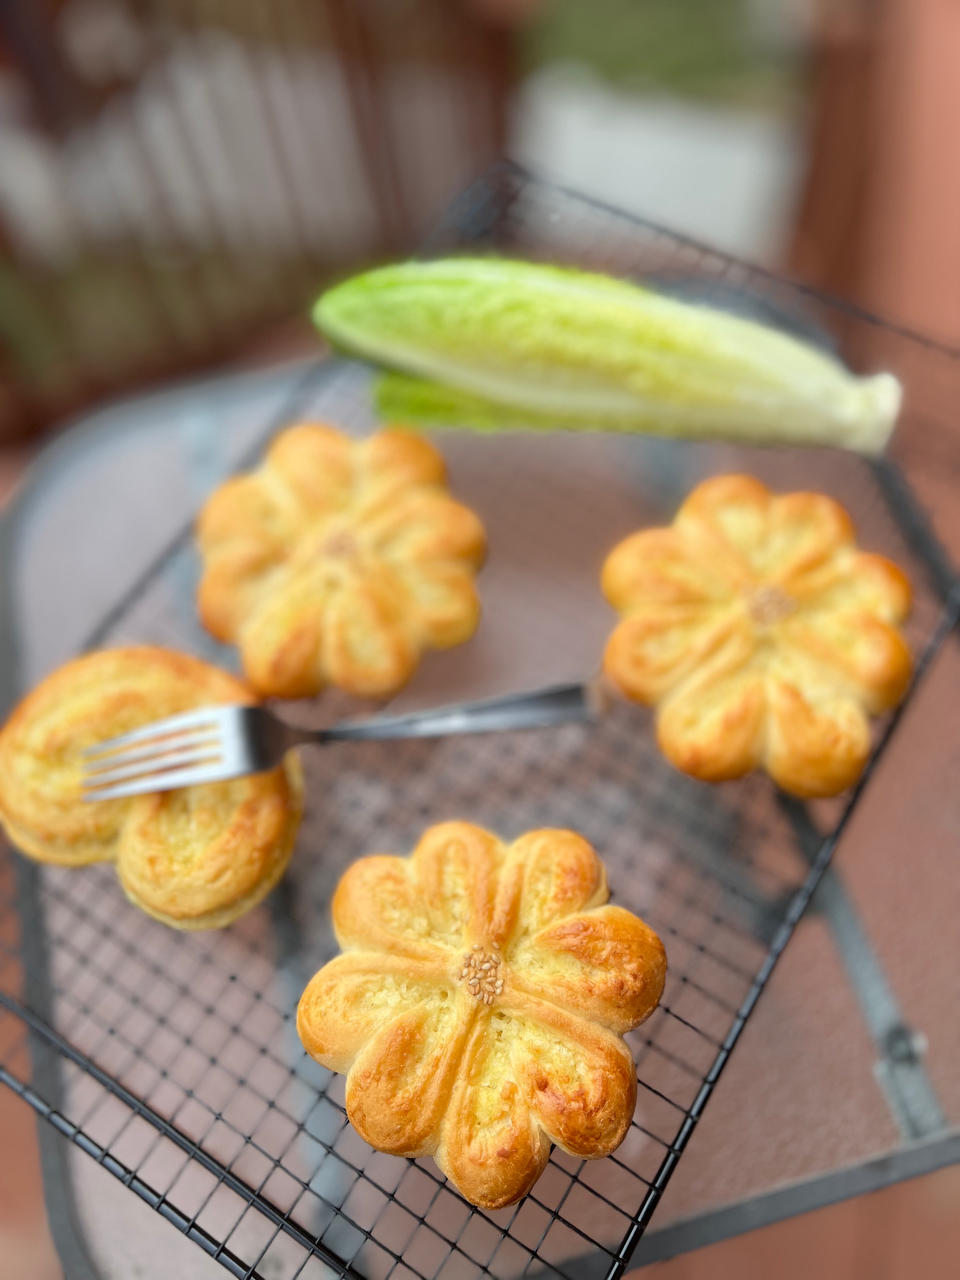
313, 680, 602, 744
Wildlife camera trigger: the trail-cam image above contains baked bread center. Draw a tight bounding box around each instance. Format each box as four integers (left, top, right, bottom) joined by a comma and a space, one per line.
746, 584, 795, 626
458, 944, 504, 1006
321, 528, 361, 560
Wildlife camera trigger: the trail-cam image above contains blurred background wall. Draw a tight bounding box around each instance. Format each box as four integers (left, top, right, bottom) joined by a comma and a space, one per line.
0, 0, 957, 439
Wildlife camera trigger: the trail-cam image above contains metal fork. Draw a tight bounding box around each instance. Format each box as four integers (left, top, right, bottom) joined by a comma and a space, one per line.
81, 681, 602, 800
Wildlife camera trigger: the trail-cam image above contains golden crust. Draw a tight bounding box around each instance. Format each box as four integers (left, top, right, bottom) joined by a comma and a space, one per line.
602, 474, 913, 797
0, 648, 302, 929
197, 422, 487, 699
297, 821, 666, 1209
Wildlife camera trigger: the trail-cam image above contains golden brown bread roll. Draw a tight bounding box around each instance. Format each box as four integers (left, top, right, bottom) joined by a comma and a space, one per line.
196, 423, 487, 698
0, 648, 302, 929
297, 821, 666, 1209
602, 474, 912, 797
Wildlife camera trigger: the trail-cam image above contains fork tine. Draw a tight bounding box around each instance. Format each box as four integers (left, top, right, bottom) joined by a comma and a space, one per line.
83, 732, 222, 776
81, 760, 235, 801
83, 744, 223, 788
81, 707, 229, 759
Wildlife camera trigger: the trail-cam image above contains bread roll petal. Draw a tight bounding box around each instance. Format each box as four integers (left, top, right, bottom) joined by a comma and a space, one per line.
411, 821, 503, 949
758, 490, 854, 581
366, 490, 487, 567
265, 422, 354, 513
604, 606, 741, 705
240, 577, 327, 699
399, 562, 481, 650
764, 680, 871, 798
332, 854, 443, 960
512, 905, 666, 1034
492, 828, 607, 947
657, 668, 767, 783
601, 527, 726, 612
116, 756, 302, 929
321, 578, 418, 698
361, 428, 446, 492
512, 1002, 637, 1160
196, 474, 303, 551
346, 997, 470, 1157
436, 1017, 549, 1209
297, 952, 448, 1074
481, 998, 640, 1172
779, 614, 913, 714
675, 473, 773, 568
198, 543, 284, 642
788, 549, 912, 623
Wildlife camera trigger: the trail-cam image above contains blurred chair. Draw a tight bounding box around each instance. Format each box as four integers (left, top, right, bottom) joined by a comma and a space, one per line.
0, 0, 518, 441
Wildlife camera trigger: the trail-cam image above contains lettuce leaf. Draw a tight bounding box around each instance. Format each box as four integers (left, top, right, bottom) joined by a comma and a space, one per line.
315, 258, 901, 453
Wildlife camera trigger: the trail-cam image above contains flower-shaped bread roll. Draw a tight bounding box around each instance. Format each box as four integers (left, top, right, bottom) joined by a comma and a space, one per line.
603, 475, 912, 797
297, 822, 666, 1209
197, 423, 486, 698
0, 648, 302, 929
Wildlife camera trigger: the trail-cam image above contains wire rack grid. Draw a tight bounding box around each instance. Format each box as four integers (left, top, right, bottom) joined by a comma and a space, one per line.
1, 165, 958, 1280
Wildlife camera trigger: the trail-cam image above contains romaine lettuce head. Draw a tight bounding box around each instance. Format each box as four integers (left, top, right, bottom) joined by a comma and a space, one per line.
315, 258, 900, 453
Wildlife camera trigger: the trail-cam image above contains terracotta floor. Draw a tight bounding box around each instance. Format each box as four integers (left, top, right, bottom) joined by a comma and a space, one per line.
0, 1089, 62, 1280
640, 1164, 960, 1279
1, 405, 957, 1280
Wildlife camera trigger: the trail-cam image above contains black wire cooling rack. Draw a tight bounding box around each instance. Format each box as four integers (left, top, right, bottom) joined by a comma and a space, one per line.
1, 164, 959, 1280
